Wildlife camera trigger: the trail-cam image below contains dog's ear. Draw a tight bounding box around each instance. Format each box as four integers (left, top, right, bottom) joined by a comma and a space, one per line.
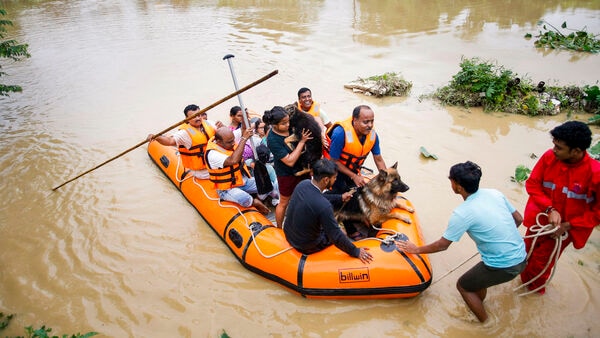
283, 103, 296, 115
377, 169, 388, 181
391, 162, 398, 169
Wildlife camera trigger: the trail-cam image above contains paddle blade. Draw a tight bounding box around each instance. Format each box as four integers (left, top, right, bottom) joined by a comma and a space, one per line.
254, 161, 273, 195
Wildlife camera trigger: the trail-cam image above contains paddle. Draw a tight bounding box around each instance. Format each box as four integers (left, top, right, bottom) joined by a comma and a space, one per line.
223, 54, 273, 195
52, 69, 279, 191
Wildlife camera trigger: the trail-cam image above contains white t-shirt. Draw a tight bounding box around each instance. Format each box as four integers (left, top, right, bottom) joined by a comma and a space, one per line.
170, 125, 241, 179
206, 129, 243, 169
207, 144, 229, 169
317, 107, 331, 125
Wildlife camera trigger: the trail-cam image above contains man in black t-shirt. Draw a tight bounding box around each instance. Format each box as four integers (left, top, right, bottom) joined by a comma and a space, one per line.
283, 159, 373, 263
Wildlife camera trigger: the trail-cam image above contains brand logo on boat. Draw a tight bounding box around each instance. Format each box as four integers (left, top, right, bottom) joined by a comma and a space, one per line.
339, 268, 370, 283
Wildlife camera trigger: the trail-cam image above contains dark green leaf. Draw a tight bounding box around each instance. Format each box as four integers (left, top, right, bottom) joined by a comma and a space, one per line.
513, 165, 531, 183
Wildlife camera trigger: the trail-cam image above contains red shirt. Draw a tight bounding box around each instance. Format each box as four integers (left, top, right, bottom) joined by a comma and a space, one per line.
524, 149, 600, 248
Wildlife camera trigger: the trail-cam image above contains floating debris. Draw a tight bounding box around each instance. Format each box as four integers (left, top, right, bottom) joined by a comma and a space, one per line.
511, 165, 531, 183
344, 72, 412, 97
419, 146, 438, 160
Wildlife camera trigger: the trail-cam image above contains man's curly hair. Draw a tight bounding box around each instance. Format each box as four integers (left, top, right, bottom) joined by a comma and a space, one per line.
550, 121, 592, 151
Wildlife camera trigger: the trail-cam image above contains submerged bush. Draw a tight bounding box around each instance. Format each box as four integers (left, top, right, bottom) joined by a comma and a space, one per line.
432, 57, 598, 116
525, 21, 600, 53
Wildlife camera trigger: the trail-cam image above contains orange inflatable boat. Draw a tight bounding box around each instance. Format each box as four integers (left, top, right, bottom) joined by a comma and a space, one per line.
148, 141, 432, 299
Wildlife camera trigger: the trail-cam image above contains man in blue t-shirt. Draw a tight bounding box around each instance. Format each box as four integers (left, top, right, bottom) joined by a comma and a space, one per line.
397, 161, 526, 323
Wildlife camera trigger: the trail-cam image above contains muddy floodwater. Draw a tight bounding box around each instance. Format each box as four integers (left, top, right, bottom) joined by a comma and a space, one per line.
1, 1, 599, 337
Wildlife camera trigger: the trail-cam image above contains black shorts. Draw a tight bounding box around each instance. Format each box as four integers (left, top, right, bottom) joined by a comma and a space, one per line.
458, 260, 526, 292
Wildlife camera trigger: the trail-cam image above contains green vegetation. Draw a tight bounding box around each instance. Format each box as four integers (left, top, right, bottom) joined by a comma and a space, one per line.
0, 312, 98, 338
432, 57, 599, 116
0, 8, 31, 96
511, 165, 531, 183
589, 141, 600, 160
344, 72, 412, 97
525, 21, 600, 53
1, 312, 14, 330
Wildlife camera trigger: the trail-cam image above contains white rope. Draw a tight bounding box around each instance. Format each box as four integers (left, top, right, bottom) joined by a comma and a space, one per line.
514, 212, 567, 296
371, 223, 407, 241
378, 222, 480, 286
248, 224, 294, 258
189, 172, 291, 259
174, 151, 252, 230
174, 152, 193, 184
432, 252, 480, 286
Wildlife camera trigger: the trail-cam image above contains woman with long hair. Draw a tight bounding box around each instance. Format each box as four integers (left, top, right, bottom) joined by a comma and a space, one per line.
264, 106, 312, 228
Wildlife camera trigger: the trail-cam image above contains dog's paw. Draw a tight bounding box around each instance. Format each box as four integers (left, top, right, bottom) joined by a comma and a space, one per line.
295, 168, 311, 177
390, 212, 412, 224
395, 199, 415, 213
284, 135, 299, 143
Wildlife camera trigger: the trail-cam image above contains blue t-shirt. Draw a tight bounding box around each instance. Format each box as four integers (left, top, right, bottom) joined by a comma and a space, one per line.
443, 189, 526, 268
328, 125, 381, 161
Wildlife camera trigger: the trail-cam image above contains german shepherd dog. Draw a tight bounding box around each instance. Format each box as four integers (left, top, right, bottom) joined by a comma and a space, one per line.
335, 162, 414, 226
283, 103, 324, 176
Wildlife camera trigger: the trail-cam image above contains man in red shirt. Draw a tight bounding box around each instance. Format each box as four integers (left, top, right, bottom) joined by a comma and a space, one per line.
521, 121, 600, 294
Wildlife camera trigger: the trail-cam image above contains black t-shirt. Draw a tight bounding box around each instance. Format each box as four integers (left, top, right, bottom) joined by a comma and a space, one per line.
266, 131, 303, 176
283, 179, 359, 257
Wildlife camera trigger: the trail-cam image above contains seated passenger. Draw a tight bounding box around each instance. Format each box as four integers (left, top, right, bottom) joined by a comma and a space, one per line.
283, 158, 373, 263
242, 117, 262, 162
205, 127, 274, 214
297, 87, 332, 130
246, 120, 280, 206
297, 87, 332, 148
147, 104, 221, 179
242, 117, 279, 206
228, 106, 244, 130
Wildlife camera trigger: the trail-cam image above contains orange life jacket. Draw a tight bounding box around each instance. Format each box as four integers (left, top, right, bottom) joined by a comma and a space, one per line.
205, 138, 251, 190
327, 118, 376, 174
297, 100, 321, 118
177, 121, 215, 170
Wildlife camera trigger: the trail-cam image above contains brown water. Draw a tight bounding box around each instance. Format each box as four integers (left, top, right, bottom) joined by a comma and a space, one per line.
1, 0, 599, 337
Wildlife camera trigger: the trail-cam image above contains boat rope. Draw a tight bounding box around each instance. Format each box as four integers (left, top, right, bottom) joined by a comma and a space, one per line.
432, 252, 480, 286
355, 225, 413, 250
172, 151, 254, 227
190, 176, 252, 224
247, 224, 294, 258
514, 212, 566, 296
174, 153, 194, 183
370, 224, 399, 237
187, 170, 293, 259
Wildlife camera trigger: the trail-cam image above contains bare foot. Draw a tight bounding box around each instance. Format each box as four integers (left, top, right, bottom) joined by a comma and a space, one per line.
253, 198, 270, 215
